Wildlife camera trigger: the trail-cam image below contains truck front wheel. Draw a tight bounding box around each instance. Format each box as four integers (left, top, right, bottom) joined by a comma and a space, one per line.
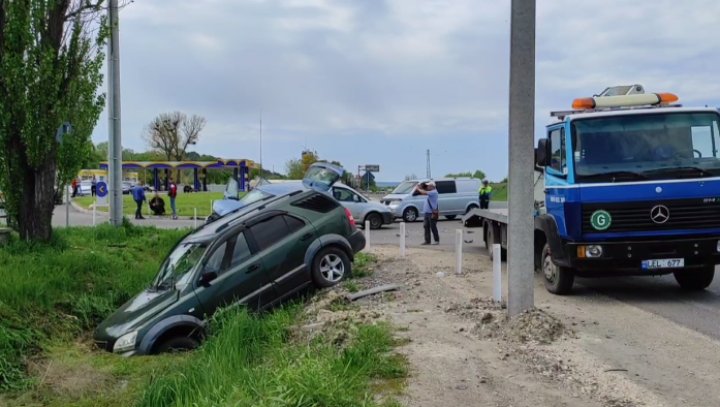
674, 267, 715, 290
541, 243, 574, 295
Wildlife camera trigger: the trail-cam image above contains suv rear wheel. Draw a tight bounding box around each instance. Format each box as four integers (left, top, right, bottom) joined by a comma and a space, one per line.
311, 247, 351, 288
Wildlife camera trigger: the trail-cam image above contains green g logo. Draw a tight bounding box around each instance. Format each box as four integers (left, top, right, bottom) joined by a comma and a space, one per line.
590, 210, 612, 231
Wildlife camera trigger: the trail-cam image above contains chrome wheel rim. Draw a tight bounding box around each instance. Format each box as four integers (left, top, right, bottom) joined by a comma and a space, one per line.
543, 255, 557, 282
320, 254, 345, 282
405, 209, 416, 222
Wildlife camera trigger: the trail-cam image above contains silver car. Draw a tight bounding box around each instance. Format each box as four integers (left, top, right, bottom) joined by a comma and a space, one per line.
329, 184, 393, 229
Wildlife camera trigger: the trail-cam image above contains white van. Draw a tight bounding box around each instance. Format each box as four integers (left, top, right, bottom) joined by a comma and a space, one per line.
381, 178, 481, 222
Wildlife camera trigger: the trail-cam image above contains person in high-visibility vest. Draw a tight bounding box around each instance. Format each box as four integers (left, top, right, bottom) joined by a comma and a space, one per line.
479, 180, 492, 209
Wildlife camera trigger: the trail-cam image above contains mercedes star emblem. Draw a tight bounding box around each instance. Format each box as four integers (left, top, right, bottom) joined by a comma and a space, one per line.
650, 204, 670, 224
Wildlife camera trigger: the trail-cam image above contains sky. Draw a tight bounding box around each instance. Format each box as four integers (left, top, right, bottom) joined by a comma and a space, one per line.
92, 0, 720, 182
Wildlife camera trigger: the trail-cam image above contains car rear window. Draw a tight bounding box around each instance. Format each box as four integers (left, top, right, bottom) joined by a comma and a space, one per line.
436, 181, 457, 194
291, 193, 339, 213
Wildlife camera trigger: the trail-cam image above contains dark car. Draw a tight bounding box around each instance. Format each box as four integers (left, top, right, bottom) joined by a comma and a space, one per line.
94, 163, 365, 355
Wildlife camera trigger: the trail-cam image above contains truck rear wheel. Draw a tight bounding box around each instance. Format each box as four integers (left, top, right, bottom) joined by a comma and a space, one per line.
541, 243, 574, 295
674, 267, 714, 290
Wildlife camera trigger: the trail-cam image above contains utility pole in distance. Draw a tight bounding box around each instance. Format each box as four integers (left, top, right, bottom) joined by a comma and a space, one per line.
507, 0, 536, 316
107, 0, 123, 226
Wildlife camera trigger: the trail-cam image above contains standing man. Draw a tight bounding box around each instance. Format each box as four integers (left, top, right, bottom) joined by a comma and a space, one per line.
479, 180, 493, 209
91, 175, 97, 197
414, 181, 440, 245
132, 181, 147, 220
71, 178, 78, 198
168, 176, 178, 220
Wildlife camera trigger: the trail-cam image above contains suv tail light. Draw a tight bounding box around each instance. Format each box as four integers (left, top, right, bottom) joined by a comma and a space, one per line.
344, 207, 356, 229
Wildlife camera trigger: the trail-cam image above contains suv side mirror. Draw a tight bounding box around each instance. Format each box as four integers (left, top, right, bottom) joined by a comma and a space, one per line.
199, 270, 218, 287
535, 138, 550, 167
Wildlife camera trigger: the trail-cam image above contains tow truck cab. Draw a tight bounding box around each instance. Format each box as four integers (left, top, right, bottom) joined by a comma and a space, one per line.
534, 85, 720, 294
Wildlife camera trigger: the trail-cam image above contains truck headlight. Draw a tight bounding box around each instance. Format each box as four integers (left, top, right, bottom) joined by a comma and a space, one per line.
113, 331, 138, 353
577, 245, 603, 258
716, 240, 720, 253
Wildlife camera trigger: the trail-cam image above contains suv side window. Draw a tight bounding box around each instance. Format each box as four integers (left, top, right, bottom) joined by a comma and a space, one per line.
250, 215, 289, 251
332, 188, 355, 202
229, 233, 251, 268
435, 181, 457, 194
205, 241, 229, 274
284, 215, 305, 234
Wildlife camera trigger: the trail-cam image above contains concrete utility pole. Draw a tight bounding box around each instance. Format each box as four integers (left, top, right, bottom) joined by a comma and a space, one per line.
107, 0, 123, 226
507, 0, 536, 316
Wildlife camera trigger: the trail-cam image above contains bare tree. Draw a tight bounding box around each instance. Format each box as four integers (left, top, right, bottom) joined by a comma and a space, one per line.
144, 112, 205, 161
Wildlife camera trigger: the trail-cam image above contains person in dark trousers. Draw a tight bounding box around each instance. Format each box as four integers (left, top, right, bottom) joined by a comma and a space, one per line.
71, 178, 78, 197
414, 181, 439, 245
479, 180, 492, 209
168, 177, 178, 219
132, 181, 147, 219
91, 175, 97, 196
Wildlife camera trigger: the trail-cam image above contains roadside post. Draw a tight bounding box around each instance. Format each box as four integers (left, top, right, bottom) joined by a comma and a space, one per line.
194, 208, 198, 229
399, 222, 406, 257
507, 0, 536, 316
365, 220, 371, 249
493, 244, 502, 302
95, 181, 108, 227
455, 229, 463, 275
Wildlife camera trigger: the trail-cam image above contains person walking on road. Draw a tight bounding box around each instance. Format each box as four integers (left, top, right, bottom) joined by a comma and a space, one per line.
132, 181, 147, 220
414, 181, 439, 245
91, 175, 97, 197
168, 177, 178, 219
71, 178, 78, 198
479, 180, 492, 209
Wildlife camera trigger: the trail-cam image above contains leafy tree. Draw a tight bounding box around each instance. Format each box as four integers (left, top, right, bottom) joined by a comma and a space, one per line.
143, 111, 206, 161
445, 170, 486, 180
286, 149, 318, 179
0, 0, 108, 241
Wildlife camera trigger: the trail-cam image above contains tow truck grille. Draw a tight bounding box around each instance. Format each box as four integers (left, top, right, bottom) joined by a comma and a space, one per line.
582, 199, 720, 233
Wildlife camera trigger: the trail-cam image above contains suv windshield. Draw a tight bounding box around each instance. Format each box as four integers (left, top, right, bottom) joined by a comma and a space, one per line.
153, 242, 207, 289
239, 189, 273, 205
392, 181, 418, 194
572, 112, 720, 182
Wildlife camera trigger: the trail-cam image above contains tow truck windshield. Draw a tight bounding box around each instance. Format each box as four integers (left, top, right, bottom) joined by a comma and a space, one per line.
572, 112, 720, 182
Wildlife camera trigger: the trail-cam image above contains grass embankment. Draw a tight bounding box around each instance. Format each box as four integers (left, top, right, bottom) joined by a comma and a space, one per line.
74, 191, 233, 217
0, 223, 188, 404
2, 227, 406, 406
490, 182, 507, 201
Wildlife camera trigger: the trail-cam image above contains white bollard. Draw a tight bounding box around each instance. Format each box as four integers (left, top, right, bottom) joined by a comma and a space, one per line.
194, 208, 198, 229
493, 243, 502, 302
399, 222, 406, 257
365, 220, 371, 249
455, 229, 463, 275
211, 200, 214, 215
92, 201, 96, 226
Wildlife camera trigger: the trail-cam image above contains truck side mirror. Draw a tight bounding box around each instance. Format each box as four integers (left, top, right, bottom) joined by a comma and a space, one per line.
535, 138, 550, 167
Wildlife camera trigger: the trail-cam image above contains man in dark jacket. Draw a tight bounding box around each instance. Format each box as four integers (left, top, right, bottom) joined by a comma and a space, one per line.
132, 181, 147, 219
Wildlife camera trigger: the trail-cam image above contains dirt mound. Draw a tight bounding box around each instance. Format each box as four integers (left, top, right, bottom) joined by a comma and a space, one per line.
443, 297, 569, 344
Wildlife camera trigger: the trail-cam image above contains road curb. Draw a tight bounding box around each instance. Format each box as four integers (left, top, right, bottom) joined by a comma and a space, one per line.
69, 199, 202, 221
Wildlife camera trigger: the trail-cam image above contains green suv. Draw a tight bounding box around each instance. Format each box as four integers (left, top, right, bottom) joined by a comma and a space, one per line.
94, 163, 365, 355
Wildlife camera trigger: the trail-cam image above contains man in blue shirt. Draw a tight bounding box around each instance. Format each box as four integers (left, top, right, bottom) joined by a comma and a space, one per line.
132, 181, 147, 219
415, 181, 439, 245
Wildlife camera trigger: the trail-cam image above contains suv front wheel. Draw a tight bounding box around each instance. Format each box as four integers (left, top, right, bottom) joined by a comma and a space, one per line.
311, 247, 351, 288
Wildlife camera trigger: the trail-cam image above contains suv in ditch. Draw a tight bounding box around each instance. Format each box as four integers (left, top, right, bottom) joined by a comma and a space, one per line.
93, 163, 365, 355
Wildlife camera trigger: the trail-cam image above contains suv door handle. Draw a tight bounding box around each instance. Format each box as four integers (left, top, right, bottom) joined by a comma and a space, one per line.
300, 233, 313, 241
246, 264, 260, 274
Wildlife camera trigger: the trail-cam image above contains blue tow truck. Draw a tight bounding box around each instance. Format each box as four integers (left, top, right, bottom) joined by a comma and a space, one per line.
464, 85, 720, 294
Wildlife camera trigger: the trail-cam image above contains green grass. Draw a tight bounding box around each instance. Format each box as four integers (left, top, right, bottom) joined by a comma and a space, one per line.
0, 224, 187, 392
490, 182, 507, 201
74, 191, 237, 217
138, 307, 408, 407
352, 252, 377, 278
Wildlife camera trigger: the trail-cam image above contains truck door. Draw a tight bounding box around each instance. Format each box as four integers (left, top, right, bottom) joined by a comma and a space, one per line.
544, 127, 569, 232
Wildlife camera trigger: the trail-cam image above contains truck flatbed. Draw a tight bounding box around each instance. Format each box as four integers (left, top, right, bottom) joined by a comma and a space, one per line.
462, 208, 507, 227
